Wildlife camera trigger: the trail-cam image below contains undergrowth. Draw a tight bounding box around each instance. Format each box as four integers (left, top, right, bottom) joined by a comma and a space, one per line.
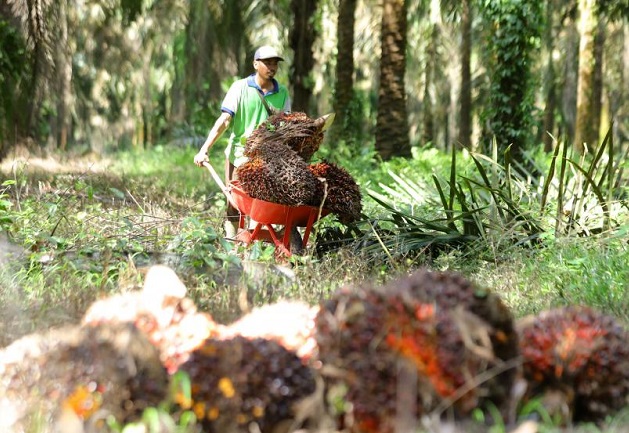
0, 135, 628, 432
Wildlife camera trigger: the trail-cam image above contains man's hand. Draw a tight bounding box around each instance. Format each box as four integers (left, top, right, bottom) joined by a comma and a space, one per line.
194, 112, 232, 168
193, 152, 208, 167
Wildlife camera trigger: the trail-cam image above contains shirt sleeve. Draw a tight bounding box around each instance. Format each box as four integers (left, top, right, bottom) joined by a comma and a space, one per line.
220, 80, 243, 117
283, 95, 292, 112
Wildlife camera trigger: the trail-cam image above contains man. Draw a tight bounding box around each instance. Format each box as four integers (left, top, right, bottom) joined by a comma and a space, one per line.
194, 46, 291, 238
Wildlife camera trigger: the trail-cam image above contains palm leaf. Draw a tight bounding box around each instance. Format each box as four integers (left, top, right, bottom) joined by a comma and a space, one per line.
432, 174, 458, 232
470, 154, 507, 221
540, 136, 561, 212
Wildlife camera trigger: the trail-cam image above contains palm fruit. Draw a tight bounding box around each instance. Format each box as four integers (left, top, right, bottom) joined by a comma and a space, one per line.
246, 111, 325, 161
221, 300, 320, 363
518, 306, 629, 422
308, 161, 362, 223
236, 142, 320, 206
176, 336, 317, 433
382, 269, 520, 384
314, 274, 516, 433
83, 265, 223, 373
0, 323, 167, 432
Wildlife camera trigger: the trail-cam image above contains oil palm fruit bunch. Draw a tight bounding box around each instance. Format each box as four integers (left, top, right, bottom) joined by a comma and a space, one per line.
517, 306, 629, 422
382, 268, 520, 392
83, 265, 223, 374
176, 335, 317, 433
236, 141, 319, 206
221, 300, 320, 364
246, 111, 328, 162
314, 271, 517, 433
308, 160, 362, 223
0, 323, 167, 432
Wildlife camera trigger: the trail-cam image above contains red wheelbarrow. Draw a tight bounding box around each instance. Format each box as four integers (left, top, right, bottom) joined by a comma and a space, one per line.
203, 161, 330, 257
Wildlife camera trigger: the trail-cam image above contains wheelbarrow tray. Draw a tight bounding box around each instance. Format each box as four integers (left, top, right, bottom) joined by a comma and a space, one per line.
230, 180, 330, 256
229, 180, 329, 227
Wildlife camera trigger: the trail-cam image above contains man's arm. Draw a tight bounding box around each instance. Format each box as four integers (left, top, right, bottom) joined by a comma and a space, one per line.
194, 112, 232, 167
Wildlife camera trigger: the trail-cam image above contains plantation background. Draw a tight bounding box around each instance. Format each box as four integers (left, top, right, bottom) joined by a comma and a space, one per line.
1, 1, 629, 432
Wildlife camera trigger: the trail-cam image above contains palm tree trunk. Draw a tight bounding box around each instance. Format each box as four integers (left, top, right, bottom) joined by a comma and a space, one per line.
289, 0, 319, 113
25, 0, 47, 141
541, 0, 556, 152
55, 0, 72, 151
590, 20, 605, 146
375, 0, 411, 160
329, 0, 357, 144
560, 18, 579, 144
574, 0, 598, 153
458, 0, 472, 149
422, 25, 436, 145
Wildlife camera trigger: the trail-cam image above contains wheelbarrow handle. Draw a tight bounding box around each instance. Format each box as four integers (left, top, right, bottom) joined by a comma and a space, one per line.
202, 161, 239, 210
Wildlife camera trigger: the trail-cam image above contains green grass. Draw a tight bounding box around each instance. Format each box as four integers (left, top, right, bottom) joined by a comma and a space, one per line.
467, 236, 629, 319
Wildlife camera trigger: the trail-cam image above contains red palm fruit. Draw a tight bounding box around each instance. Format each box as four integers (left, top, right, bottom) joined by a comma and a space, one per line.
308, 161, 362, 223
236, 142, 319, 206
0, 323, 167, 430
518, 306, 629, 422
314, 276, 513, 433
177, 336, 317, 433
383, 269, 519, 379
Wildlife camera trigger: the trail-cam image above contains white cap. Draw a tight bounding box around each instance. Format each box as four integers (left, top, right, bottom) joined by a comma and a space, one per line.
254, 46, 284, 61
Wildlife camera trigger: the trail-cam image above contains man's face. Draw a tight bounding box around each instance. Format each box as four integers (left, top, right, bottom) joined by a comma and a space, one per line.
255, 58, 280, 79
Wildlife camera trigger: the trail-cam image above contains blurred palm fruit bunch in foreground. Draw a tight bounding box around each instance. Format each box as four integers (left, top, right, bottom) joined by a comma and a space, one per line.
0, 323, 168, 432
83, 265, 223, 373
175, 335, 317, 433
518, 306, 629, 422
384, 269, 520, 393
314, 269, 519, 433
221, 300, 320, 364
237, 111, 362, 221
83, 267, 323, 432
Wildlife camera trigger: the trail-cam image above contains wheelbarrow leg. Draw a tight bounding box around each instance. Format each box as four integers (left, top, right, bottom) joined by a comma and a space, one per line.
301, 210, 318, 247
265, 224, 292, 257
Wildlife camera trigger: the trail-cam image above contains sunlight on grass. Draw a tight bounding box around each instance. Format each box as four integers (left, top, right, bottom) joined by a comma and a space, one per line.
467, 237, 629, 320
109, 144, 226, 199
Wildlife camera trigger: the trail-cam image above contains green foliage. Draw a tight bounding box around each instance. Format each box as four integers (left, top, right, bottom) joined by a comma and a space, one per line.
0, 179, 15, 229
346, 125, 627, 273
480, 0, 543, 155
598, 0, 629, 20
524, 237, 629, 317
121, 0, 144, 25
325, 88, 374, 153
109, 144, 222, 198
0, 19, 28, 148
363, 142, 545, 264
170, 216, 240, 268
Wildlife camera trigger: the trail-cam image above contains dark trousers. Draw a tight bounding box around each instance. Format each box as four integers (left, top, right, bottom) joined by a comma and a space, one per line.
225, 159, 239, 224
